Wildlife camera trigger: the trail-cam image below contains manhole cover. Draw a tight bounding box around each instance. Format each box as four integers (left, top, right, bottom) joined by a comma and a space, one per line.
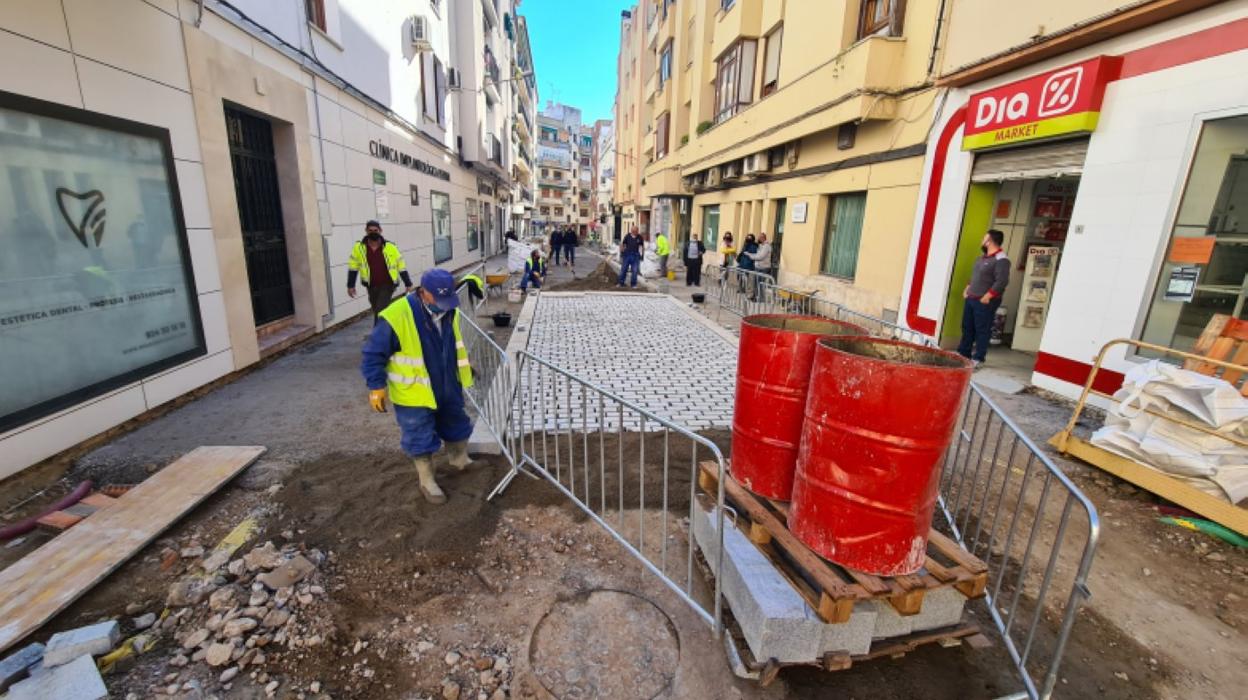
530, 589, 680, 699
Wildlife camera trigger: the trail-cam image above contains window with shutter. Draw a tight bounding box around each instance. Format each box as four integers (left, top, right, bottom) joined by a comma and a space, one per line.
821, 193, 868, 279
762, 26, 782, 97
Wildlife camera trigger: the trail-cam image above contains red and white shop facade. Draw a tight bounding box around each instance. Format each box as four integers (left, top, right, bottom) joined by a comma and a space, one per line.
902, 3, 1248, 399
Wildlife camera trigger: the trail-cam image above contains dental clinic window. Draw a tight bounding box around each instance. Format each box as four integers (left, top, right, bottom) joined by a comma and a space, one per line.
431, 191, 452, 263
0, 91, 205, 433
1141, 115, 1248, 353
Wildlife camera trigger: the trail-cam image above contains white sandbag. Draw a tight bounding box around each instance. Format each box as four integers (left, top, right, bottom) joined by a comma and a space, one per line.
507, 239, 534, 273
1116, 360, 1248, 430
639, 248, 661, 278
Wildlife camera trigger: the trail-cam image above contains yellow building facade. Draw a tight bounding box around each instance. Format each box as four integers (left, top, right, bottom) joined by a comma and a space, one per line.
616, 0, 946, 318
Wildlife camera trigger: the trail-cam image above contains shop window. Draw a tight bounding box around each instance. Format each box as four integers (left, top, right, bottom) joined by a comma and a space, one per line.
305, 0, 326, 32
858, 0, 895, 39
659, 41, 673, 89
714, 40, 756, 124
761, 26, 783, 98
703, 204, 720, 249
655, 112, 670, 160
431, 191, 452, 263
466, 198, 480, 252
1141, 114, 1248, 353
821, 192, 867, 279
0, 93, 205, 432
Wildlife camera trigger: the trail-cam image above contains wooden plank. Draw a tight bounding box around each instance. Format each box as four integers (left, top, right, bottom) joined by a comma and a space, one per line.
699, 462, 864, 601
1221, 342, 1248, 388
1061, 435, 1248, 536
0, 446, 265, 653
928, 530, 988, 574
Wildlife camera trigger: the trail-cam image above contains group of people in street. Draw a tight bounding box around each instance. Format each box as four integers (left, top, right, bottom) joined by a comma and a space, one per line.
549, 227, 579, 267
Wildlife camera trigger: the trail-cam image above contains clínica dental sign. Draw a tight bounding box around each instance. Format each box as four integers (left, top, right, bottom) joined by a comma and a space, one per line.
962, 56, 1118, 151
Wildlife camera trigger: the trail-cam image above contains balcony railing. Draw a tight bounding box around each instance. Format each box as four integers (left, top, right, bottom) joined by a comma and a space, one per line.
484, 47, 500, 86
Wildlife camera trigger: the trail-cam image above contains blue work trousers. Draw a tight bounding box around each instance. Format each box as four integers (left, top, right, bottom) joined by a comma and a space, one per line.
520, 269, 542, 291
957, 297, 1001, 362
618, 252, 641, 287
564, 242, 576, 265
394, 403, 473, 457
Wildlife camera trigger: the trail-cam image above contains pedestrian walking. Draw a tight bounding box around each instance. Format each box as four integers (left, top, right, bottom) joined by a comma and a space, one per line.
347, 220, 414, 323
361, 269, 477, 505
721, 231, 736, 267
618, 226, 644, 288
745, 233, 774, 301
564, 228, 577, 267
655, 230, 671, 279
520, 249, 547, 292
684, 234, 706, 286
957, 229, 1011, 369
550, 228, 564, 265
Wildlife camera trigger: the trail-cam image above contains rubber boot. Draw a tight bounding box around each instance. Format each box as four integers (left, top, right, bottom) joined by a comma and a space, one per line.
413, 455, 446, 505
446, 440, 476, 472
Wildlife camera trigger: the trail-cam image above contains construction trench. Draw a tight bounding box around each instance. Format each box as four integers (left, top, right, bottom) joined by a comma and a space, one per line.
0, 259, 1242, 699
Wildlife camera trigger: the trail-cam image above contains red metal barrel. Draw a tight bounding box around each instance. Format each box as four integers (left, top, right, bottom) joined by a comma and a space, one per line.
790, 337, 972, 576
732, 315, 867, 500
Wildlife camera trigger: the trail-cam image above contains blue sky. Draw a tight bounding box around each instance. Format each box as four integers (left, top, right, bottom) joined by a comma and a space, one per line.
521, 0, 634, 123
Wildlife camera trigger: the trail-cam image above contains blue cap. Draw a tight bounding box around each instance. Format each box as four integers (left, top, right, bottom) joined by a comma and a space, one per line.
420, 269, 460, 309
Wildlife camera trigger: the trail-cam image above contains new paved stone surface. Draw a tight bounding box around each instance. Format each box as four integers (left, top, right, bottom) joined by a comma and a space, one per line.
521, 293, 737, 431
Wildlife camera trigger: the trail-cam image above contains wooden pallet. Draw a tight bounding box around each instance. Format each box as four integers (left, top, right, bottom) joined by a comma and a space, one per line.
698, 462, 988, 623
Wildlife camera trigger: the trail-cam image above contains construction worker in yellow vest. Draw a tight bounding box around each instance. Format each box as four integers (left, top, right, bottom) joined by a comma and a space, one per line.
361, 269, 476, 504
347, 221, 414, 322
655, 230, 671, 279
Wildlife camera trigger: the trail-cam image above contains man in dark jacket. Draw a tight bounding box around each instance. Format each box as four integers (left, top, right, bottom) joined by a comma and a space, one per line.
550, 229, 564, 265
957, 229, 1011, 368
684, 233, 706, 286
617, 226, 644, 288
347, 221, 414, 322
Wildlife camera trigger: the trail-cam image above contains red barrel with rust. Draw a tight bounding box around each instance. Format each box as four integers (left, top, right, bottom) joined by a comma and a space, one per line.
732, 315, 866, 500
791, 337, 972, 576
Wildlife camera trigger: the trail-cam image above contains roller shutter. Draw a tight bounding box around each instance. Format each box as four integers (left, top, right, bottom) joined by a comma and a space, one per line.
970, 138, 1090, 182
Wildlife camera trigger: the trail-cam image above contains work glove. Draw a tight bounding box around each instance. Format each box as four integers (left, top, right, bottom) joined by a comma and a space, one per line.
369, 389, 387, 413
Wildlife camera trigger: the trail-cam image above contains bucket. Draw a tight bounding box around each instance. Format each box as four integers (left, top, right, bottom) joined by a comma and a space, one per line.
491, 312, 512, 328
667, 271, 676, 281
790, 337, 972, 576
731, 315, 867, 500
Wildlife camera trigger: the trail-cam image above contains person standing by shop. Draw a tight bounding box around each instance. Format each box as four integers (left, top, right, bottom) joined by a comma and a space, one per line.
745, 233, 773, 301
684, 233, 706, 286
347, 221, 414, 322
721, 231, 736, 267
618, 226, 645, 288
957, 229, 1011, 369
550, 228, 564, 266
655, 230, 671, 279
361, 269, 476, 505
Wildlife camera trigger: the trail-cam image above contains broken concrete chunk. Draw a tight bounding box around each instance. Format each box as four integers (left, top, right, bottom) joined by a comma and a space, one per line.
42, 621, 120, 668
205, 642, 234, 667
256, 555, 315, 590
0, 642, 45, 693
131, 612, 157, 630
260, 608, 290, 629
243, 542, 283, 572
207, 585, 238, 611
8, 655, 106, 700
167, 577, 218, 607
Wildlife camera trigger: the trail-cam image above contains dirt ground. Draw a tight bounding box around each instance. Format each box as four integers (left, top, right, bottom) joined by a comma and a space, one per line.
0, 281, 1244, 698
546, 262, 623, 292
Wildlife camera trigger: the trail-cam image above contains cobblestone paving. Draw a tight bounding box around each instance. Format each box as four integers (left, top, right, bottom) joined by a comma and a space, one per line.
520, 294, 737, 431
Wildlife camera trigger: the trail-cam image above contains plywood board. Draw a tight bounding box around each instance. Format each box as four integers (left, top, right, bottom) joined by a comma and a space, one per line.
0, 446, 265, 653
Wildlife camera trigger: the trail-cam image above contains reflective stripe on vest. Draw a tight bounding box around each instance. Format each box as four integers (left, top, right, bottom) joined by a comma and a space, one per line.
378, 301, 473, 408
351, 241, 405, 284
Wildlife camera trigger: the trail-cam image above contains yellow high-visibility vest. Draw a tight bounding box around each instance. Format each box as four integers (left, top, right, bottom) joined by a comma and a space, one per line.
377, 301, 473, 408
348, 241, 406, 284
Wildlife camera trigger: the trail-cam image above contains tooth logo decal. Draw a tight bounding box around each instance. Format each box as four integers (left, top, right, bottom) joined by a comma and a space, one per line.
56, 188, 107, 248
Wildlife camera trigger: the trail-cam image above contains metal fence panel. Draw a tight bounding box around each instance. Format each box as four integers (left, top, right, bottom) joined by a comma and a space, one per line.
503, 350, 730, 632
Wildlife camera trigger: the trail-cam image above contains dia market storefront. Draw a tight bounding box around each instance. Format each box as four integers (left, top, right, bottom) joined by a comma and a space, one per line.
903, 10, 1248, 398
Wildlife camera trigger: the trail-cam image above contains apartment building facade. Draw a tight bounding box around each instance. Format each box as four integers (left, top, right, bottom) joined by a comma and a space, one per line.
533, 101, 597, 237
512, 13, 538, 235
903, 0, 1248, 398
0, 0, 536, 477
592, 119, 618, 241
615, 0, 944, 317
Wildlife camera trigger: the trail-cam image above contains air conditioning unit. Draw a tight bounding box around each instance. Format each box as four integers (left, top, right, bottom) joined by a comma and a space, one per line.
722, 160, 743, 180
743, 152, 771, 176
705, 167, 722, 187
409, 16, 432, 52
447, 68, 461, 88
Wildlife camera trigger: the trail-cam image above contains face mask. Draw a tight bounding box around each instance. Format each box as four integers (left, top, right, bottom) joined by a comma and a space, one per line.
981, 245, 988, 254
425, 302, 445, 315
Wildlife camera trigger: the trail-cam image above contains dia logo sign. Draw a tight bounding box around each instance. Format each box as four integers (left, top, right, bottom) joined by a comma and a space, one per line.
56, 188, 107, 248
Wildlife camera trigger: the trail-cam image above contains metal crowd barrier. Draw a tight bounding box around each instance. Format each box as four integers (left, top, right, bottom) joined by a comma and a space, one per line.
501, 349, 730, 632
456, 312, 517, 470
703, 262, 1098, 699
456, 261, 488, 315
939, 385, 1099, 700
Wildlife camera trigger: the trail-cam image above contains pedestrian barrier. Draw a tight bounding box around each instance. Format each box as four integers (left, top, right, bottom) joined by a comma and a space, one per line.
456, 312, 518, 471
939, 385, 1098, 700
499, 350, 730, 632
703, 263, 1098, 699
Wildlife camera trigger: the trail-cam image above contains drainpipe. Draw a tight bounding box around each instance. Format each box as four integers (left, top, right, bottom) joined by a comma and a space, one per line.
195, 0, 205, 27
